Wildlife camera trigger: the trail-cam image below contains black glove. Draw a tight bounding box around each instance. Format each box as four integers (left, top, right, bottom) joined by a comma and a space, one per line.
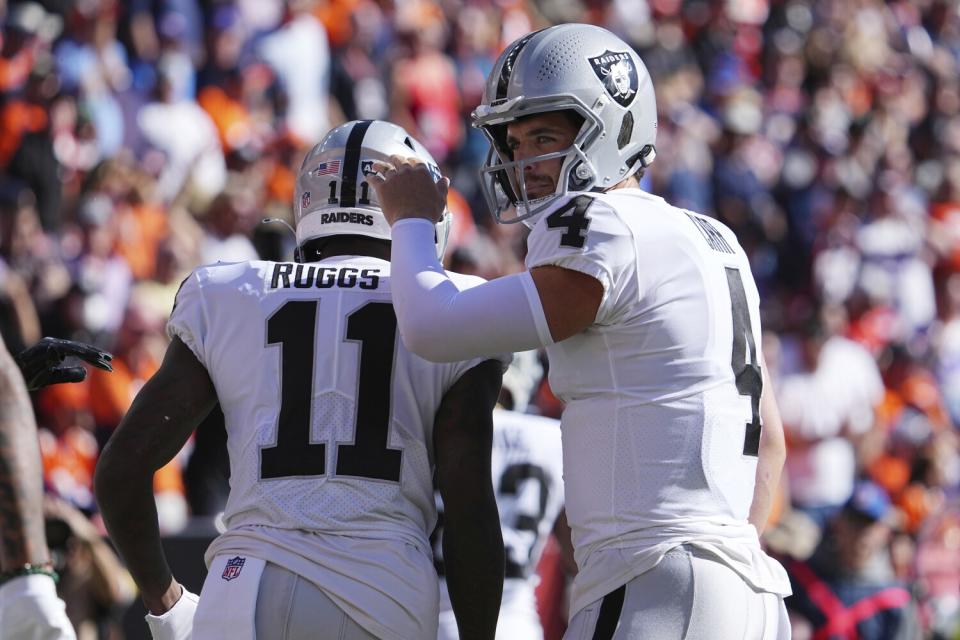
14, 337, 113, 390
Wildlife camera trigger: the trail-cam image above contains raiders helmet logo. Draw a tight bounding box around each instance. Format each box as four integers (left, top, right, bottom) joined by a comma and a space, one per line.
588, 50, 638, 107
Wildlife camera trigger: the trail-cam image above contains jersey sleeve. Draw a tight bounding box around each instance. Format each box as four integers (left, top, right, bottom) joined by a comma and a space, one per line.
166, 270, 209, 366
440, 271, 512, 382
525, 195, 636, 325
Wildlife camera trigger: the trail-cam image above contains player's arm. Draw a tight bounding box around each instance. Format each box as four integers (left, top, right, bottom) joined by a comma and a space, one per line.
94, 337, 217, 615
434, 358, 505, 640
0, 336, 76, 639
369, 160, 602, 361
551, 509, 578, 577
748, 356, 786, 534
0, 337, 50, 571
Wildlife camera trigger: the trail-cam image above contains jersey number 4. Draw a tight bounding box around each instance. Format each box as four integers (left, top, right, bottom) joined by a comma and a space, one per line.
545, 195, 592, 248
260, 300, 402, 482
726, 267, 762, 457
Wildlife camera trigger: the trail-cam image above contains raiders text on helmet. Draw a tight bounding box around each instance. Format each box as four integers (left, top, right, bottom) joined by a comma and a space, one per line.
471, 24, 657, 224
294, 120, 452, 258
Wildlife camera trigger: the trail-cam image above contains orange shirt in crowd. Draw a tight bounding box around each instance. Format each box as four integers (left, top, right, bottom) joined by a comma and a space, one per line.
88, 354, 159, 428
0, 44, 35, 93
0, 100, 47, 167
313, 0, 360, 48
88, 356, 184, 498
198, 85, 254, 153
114, 202, 169, 281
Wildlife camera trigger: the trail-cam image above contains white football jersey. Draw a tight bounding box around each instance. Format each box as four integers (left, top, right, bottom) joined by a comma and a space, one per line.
524, 188, 790, 617
435, 408, 564, 640
167, 256, 500, 640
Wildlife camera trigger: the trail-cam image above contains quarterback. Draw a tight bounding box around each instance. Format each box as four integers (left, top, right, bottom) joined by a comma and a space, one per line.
372, 24, 792, 640
95, 121, 505, 640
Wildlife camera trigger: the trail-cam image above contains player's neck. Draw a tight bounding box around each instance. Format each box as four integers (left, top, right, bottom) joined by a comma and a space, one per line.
606, 174, 640, 191
301, 237, 391, 262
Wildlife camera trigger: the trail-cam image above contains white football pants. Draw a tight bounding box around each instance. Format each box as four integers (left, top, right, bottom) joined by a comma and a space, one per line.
193, 557, 378, 640
565, 545, 790, 640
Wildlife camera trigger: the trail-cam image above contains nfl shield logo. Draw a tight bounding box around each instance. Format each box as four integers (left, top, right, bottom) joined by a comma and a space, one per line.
301, 190, 311, 210
588, 50, 639, 107
222, 556, 245, 581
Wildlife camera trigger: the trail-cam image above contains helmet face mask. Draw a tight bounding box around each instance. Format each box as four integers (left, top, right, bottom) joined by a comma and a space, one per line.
475, 97, 603, 224
471, 25, 658, 225
294, 120, 452, 259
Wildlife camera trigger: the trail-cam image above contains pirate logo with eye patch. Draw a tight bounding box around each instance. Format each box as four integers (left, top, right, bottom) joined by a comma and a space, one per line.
588, 50, 638, 108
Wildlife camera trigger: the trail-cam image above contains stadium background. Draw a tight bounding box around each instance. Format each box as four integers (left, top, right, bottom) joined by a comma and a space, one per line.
0, 0, 959, 637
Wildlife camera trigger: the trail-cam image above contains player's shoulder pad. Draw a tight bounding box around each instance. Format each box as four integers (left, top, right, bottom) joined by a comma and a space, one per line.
173, 261, 265, 311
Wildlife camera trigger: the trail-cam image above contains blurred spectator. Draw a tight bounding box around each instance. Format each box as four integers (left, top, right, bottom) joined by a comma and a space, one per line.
389, 2, 462, 164
136, 60, 225, 205
778, 309, 885, 527
913, 503, 960, 637
44, 495, 135, 640
54, 0, 129, 161
86, 303, 188, 534
70, 194, 132, 339
88, 304, 163, 433
783, 481, 922, 640
2, 57, 63, 231
256, 0, 330, 144
37, 379, 98, 512
198, 185, 259, 264
936, 273, 960, 428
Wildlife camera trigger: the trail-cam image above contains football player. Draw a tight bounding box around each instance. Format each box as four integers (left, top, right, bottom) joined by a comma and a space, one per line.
434, 351, 569, 640
371, 24, 793, 640
94, 121, 506, 640
0, 336, 111, 639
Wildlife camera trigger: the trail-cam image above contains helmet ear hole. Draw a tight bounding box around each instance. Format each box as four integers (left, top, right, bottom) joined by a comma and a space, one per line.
617, 112, 634, 150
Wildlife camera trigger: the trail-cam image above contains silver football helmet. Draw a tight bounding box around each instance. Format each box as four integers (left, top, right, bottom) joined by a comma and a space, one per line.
294, 120, 452, 258
471, 24, 657, 224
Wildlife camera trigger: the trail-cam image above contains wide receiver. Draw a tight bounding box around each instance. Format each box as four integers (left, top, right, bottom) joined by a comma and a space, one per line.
95, 120, 505, 640
371, 24, 792, 639
434, 352, 569, 640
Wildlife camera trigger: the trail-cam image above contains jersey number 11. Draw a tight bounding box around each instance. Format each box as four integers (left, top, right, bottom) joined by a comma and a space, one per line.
259, 300, 402, 482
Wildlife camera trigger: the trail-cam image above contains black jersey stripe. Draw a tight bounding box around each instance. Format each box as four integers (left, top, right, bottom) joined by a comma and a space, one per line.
340, 120, 374, 208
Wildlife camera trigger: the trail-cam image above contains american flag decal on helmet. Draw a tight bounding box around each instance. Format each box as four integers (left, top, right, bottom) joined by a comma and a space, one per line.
315, 160, 341, 176
221, 556, 246, 581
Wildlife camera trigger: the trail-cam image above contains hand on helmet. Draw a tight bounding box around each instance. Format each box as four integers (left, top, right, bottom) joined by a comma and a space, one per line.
14, 337, 113, 390
367, 155, 449, 226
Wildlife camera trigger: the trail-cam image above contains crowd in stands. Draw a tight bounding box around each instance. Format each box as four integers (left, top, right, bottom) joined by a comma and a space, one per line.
1, 0, 959, 637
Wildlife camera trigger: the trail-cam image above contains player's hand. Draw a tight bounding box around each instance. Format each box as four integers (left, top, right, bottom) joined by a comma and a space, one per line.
0, 574, 77, 640
144, 583, 198, 640
367, 155, 449, 225
14, 337, 113, 390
